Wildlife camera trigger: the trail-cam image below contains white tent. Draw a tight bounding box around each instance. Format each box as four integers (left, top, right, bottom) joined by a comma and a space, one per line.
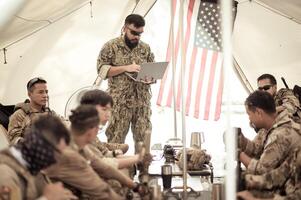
0, 0, 300, 177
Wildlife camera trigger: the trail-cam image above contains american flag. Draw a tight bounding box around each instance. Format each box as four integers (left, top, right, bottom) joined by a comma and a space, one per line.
157, 0, 237, 121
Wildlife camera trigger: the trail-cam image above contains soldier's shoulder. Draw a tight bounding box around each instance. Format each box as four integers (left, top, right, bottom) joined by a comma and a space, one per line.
277, 88, 295, 97
103, 37, 122, 47
139, 40, 151, 49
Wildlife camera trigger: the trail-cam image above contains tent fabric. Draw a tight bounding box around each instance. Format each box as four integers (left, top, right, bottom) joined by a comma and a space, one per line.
233, 1, 301, 90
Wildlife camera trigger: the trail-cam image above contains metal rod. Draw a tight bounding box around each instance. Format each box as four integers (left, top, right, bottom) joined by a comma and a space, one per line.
179, 0, 187, 198
221, 0, 236, 200
171, 0, 178, 140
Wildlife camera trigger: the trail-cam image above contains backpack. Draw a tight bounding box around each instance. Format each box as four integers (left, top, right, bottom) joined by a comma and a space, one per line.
293, 85, 301, 106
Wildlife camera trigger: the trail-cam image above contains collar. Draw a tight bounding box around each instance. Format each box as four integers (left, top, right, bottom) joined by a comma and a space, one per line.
9, 146, 29, 168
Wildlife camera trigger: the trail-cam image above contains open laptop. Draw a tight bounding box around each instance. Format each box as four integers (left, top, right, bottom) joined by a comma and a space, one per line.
125, 62, 169, 82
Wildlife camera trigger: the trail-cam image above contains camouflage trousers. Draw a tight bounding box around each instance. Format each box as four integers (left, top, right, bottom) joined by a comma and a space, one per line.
105, 104, 151, 153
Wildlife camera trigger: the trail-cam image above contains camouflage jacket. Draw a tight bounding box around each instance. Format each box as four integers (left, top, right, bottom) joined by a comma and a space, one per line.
245, 148, 301, 200
275, 88, 301, 119
240, 128, 268, 159
97, 36, 155, 107
7, 103, 55, 145
247, 110, 301, 175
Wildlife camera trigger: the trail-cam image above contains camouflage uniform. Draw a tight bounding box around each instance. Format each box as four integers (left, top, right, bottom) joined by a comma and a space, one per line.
244, 148, 301, 200
92, 137, 126, 157
247, 110, 301, 175
97, 36, 154, 151
7, 103, 55, 145
239, 128, 268, 159
275, 88, 301, 120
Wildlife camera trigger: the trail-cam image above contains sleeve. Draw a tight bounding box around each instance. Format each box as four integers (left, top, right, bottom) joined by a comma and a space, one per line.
7, 110, 26, 144
96, 42, 115, 79
0, 165, 23, 200
147, 45, 155, 63
45, 149, 120, 200
278, 89, 300, 115
273, 189, 301, 200
85, 146, 130, 186
245, 155, 292, 190
247, 130, 291, 175
244, 129, 267, 158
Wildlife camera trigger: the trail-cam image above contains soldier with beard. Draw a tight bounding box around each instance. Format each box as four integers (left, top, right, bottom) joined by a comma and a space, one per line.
97, 14, 155, 152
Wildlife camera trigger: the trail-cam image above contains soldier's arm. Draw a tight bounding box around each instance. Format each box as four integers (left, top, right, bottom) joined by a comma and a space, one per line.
278, 89, 300, 115
244, 129, 268, 158
45, 149, 123, 200
7, 110, 26, 144
247, 132, 290, 175
85, 146, 135, 189
245, 157, 292, 190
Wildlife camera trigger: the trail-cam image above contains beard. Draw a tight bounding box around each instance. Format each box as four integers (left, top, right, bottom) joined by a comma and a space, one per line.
124, 34, 138, 49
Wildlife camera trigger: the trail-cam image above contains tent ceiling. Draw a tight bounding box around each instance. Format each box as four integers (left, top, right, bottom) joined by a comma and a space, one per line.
258, 0, 301, 24
0, 0, 91, 48
233, 1, 301, 90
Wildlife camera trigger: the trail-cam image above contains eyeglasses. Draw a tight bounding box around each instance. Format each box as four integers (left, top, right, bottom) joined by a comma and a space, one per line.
258, 85, 273, 91
27, 77, 46, 90
127, 26, 143, 36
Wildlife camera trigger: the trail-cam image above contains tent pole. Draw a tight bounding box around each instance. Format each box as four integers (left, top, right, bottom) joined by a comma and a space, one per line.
221, 0, 237, 200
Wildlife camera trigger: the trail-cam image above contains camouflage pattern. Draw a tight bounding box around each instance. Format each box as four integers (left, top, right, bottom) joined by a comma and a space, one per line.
244, 148, 301, 199
97, 36, 154, 151
275, 88, 301, 119
247, 110, 301, 175
176, 148, 211, 170
7, 102, 56, 145
239, 128, 268, 159
92, 137, 127, 157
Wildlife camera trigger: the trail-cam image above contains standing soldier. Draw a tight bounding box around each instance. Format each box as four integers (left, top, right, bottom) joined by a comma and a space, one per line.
97, 14, 155, 152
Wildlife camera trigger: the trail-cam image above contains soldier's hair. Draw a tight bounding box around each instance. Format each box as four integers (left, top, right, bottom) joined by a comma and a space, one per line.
257, 74, 277, 85
124, 14, 145, 28
29, 115, 71, 145
69, 105, 99, 134
80, 89, 113, 107
245, 90, 276, 114
27, 77, 47, 92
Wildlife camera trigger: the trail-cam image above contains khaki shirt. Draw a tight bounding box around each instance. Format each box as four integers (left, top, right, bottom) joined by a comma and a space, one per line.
97, 36, 154, 107
247, 111, 301, 174
45, 140, 126, 200
7, 103, 55, 145
0, 150, 41, 200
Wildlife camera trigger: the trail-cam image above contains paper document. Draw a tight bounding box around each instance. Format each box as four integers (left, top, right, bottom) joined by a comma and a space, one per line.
125, 62, 169, 82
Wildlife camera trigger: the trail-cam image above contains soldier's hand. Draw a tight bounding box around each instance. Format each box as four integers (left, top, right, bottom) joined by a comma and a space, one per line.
43, 182, 78, 200
237, 191, 258, 200
125, 62, 141, 73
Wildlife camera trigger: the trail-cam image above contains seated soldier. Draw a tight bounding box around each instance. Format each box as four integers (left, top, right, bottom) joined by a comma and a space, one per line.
80, 89, 128, 155
0, 115, 75, 200
80, 89, 152, 170
45, 105, 144, 199
239, 91, 301, 175
7, 77, 56, 144
257, 74, 301, 119
237, 148, 301, 200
